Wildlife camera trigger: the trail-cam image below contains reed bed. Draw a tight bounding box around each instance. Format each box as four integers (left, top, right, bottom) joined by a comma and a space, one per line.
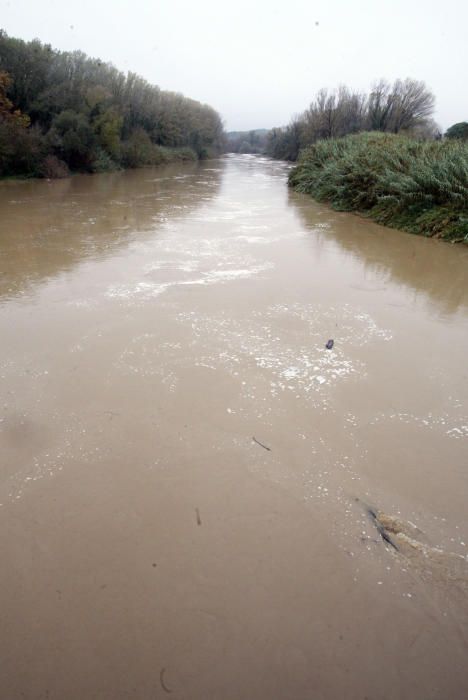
289, 132, 468, 242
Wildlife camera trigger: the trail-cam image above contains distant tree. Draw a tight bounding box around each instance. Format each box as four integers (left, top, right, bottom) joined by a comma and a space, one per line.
266, 77, 436, 161
367, 79, 434, 133
404, 118, 441, 141
387, 79, 435, 133
302, 86, 367, 141
0, 31, 53, 114
265, 119, 303, 160
239, 140, 253, 153
445, 122, 468, 140
224, 129, 268, 154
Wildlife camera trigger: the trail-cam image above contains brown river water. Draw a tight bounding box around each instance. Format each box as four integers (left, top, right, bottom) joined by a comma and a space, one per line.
1, 155, 468, 699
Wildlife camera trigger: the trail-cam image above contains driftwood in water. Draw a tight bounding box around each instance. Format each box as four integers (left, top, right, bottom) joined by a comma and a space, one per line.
358, 499, 468, 592
252, 436, 271, 451
366, 506, 399, 550
160, 668, 171, 694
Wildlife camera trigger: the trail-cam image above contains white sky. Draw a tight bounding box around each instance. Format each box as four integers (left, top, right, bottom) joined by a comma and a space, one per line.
1, 0, 466, 131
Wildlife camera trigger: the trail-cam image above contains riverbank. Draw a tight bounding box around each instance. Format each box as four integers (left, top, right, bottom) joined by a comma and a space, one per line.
0, 145, 201, 182
288, 132, 468, 243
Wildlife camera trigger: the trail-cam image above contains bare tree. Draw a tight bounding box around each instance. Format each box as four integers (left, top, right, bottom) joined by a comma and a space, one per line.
367, 80, 394, 131
388, 79, 435, 133
335, 85, 367, 136
266, 77, 436, 160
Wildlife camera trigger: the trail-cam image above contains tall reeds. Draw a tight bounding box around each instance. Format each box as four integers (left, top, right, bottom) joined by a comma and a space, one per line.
289, 132, 468, 242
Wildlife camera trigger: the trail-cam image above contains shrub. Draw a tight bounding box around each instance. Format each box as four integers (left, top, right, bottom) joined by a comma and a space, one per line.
445, 122, 468, 141
89, 147, 119, 173
0, 120, 46, 176
39, 154, 69, 178
121, 129, 163, 168
161, 146, 197, 161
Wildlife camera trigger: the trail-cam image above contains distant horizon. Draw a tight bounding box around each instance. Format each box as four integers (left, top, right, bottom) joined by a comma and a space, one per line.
1, 0, 467, 132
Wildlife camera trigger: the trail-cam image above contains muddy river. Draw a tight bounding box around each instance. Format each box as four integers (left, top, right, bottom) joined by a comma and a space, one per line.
1, 155, 468, 699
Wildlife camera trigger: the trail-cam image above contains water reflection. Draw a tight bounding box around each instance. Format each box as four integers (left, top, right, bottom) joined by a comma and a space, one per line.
0, 161, 224, 301
289, 190, 468, 317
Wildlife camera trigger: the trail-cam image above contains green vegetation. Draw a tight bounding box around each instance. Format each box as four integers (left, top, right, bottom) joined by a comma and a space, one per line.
0, 31, 223, 178
445, 122, 468, 141
289, 132, 468, 243
224, 129, 268, 154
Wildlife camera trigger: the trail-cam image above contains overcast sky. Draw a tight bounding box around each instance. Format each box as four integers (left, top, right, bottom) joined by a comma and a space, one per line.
1, 0, 466, 131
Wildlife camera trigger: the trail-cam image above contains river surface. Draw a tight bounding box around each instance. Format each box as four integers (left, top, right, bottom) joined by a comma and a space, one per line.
1, 155, 468, 699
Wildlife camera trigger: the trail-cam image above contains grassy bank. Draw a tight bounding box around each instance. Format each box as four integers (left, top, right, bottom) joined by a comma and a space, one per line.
289, 132, 468, 243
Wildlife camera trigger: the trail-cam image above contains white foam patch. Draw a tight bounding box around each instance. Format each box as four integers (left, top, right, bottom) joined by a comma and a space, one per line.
234, 235, 267, 244
173, 302, 390, 402
369, 412, 468, 440
106, 281, 169, 300
106, 262, 274, 302
446, 426, 468, 439
144, 260, 200, 274
201, 264, 274, 283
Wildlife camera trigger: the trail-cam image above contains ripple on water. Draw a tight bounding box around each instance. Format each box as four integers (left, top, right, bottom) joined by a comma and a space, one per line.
105, 263, 274, 303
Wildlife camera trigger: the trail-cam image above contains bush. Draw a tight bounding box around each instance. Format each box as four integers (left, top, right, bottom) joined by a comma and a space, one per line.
0, 120, 46, 176
39, 154, 69, 178
89, 147, 119, 173
121, 129, 163, 168
161, 146, 197, 161
121, 132, 197, 168
445, 122, 468, 141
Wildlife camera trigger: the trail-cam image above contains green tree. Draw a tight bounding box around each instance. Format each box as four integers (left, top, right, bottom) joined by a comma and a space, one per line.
51, 110, 95, 170
93, 108, 123, 160
0, 71, 45, 176
445, 122, 468, 140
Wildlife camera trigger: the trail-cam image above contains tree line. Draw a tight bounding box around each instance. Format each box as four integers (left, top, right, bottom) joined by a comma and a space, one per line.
0, 31, 224, 178
224, 129, 269, 154
265, 79, 440, 161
